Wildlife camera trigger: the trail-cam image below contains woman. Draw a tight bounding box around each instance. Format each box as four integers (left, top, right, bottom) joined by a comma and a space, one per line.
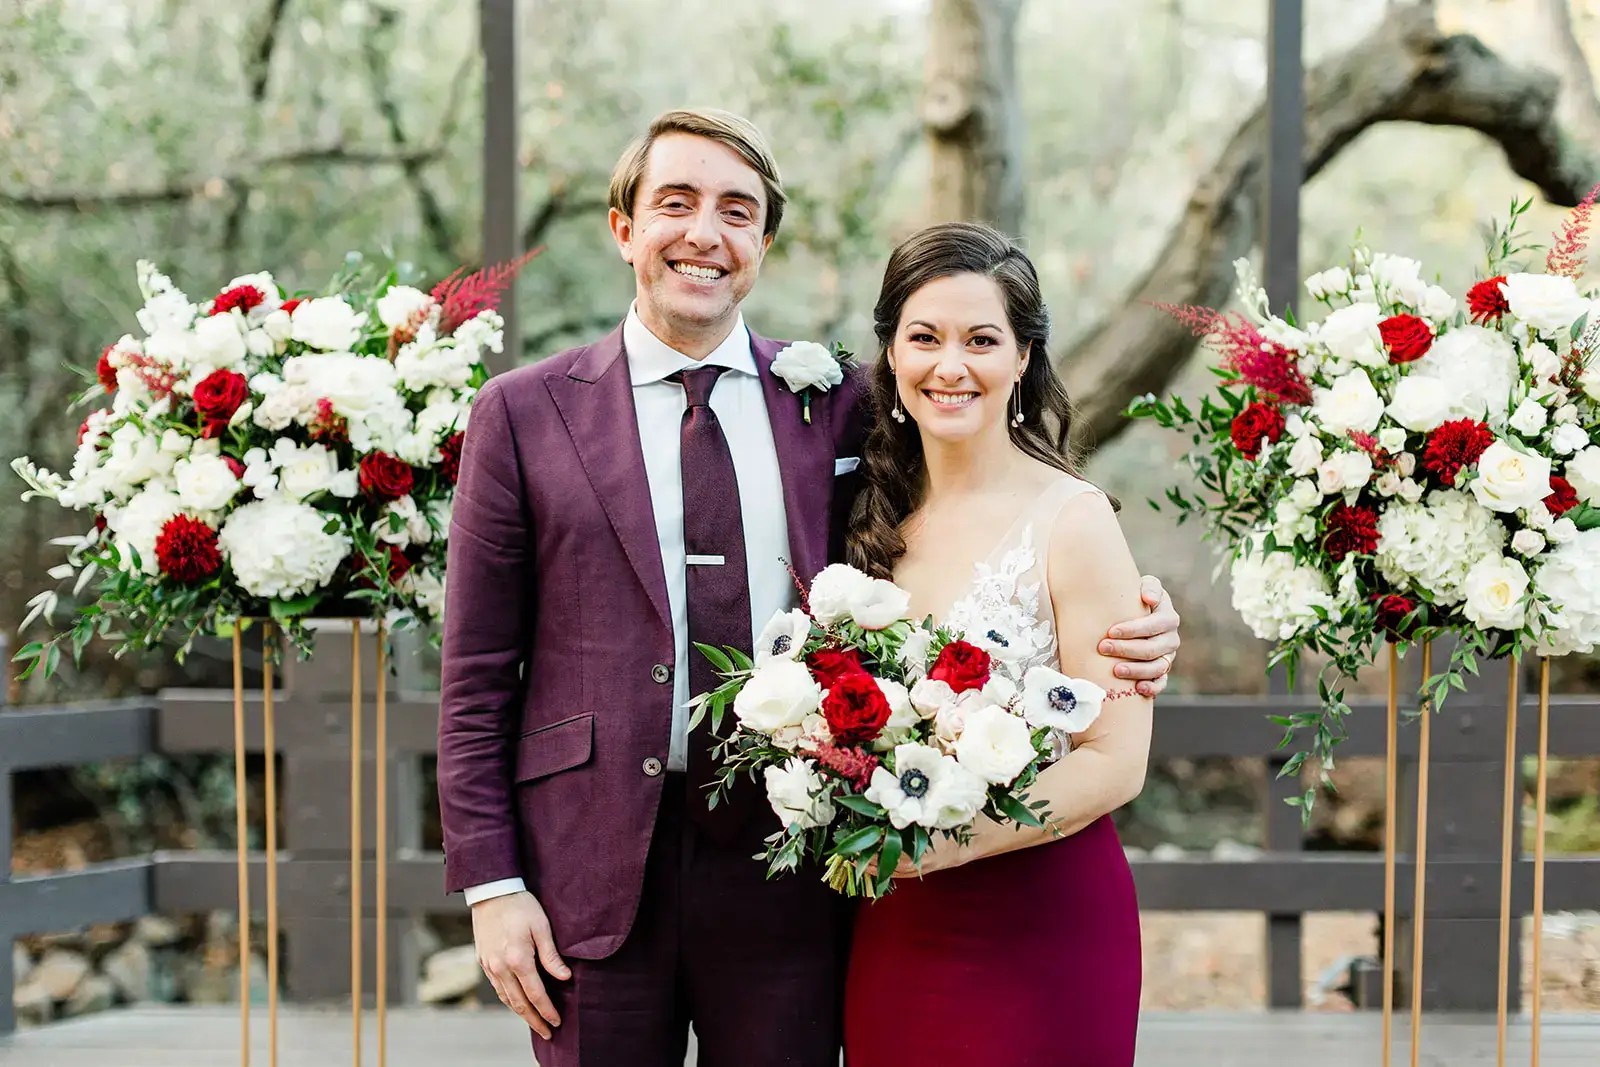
843, 222, 1150, 1066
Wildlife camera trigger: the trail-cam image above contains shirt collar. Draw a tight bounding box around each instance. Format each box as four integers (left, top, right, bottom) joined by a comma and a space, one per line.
624, 302, 756, 386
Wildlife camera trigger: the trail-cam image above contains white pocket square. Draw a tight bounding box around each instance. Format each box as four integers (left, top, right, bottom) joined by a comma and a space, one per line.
834, 457, 860, 476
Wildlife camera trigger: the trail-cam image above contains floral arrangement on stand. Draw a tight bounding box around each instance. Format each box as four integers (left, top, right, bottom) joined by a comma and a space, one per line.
11, 251, 537, 677
1127, 189, 1600, 810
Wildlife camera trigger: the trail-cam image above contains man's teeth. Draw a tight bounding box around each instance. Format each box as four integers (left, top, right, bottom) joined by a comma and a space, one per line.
927, 392, 978, 407
672, 263, 722, 281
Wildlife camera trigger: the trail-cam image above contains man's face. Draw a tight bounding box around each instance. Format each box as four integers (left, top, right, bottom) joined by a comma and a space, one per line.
610, 133, 773, 347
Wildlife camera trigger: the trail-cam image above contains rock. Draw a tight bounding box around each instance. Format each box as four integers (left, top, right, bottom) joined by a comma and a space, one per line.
134, 915, 184, 948
13, 980, 54, 1026
182, 953, 268, 1005
12, 944, 33, 987
411, 919, 444, 962
418, 945, 483, 1004
1151, 843, 1187, 862
31, 949, 91, 1001
62, 974, 117, 1018
1211, 839, 1261, 861
102, 940, 153, 1002
1122, 846, 1148, 861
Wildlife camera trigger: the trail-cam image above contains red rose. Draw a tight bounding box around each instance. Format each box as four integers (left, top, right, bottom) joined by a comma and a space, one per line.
928, 640, 991, 694
1372, 593, 1424, 640
1323, 503, 1380, 562
192, 369, 250, 422
1229, 402, 1286, 460
359, 452, 414, 501
439, 432, 464, 485
1421, 419, 1495, 487
1545, 475, 1579, 517
154, 515, 222, 585
807, 647, 867, 690
820, 671, 892, 746
1467, 276, 1510, 325
1379, 314, 1433, 363
96, 345, 118, 393
210, 284, 266, 317
279, 298, 302, 315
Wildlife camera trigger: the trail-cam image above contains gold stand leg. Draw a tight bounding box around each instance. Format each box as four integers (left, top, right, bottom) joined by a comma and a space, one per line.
263, 623, 279, 1067
232, 631, 251, 1067
1409, 641, 1432, 1067
1497, 655, 1519, 1067
376, 623, 389, 1067
1531, 658, 1550, 1067
351, 624, 364, 1066
1382, 643, 1400, 1067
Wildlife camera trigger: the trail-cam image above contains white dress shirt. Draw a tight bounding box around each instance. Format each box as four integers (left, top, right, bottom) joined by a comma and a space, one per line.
464, 307, 795, 906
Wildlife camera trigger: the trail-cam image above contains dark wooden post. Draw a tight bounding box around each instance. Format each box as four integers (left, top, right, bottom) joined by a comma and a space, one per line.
481, 0, 521, 375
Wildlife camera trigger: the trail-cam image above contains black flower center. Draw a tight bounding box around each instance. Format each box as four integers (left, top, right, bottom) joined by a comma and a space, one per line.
771, 634, 793, 656
899, 768, 931, 799
986, 629, 1010, 647
1048, 685, 1077, 713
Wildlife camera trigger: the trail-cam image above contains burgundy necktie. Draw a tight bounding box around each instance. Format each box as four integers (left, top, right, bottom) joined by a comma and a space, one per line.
671, 366, 753, 842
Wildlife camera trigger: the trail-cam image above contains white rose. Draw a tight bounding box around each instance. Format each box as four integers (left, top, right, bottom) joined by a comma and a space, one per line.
1369, 253, 1427, 308
1375, 472, 1403, 497
1512, 529, 1547, 557
954, 704, 1036, 785
1553, 404, 1579, 425
375, 286, 436, 331
219, 498, 350, 599
262, 309, 293, 344
1289, 479, 1323, 510
1287, 435, 1323, 477
1501, 274, 1589, 335
1582, 363, 1600, 403
1462, 556, 1530, 630
173, 454, 241, 513
1305, 266, 1353, 300
1549, 517, 1578, 544
1379, 427, 1408, 453
755, 608, 811, 665
1419, 285, 1457, 321
1021, 666, 1104, 733
105, 486, 184, 574
1312, 370, 1384, 434
807, 563, 876, 626
1567, 447, 1600, 503
763, 758, 835, 831
1551, 423, 1590, 455
910, 678, 956, 719
1508, 397, 1550, 437
1524, 502, 1554, 530
191, 314, 248, 371
1525, 342, 1562, 382
1396, 452, 1416, 478
731, 660, 822, 735
1470, 441, 1552, 513
289, 297, 366, 351
1318, 451, 1374, 496
872, 678, 919, 752
1316, 303, 1386, 369
771, 341, 844, 392
376, 494, 432, 547
1399, 478, 1424, 504
1387, 375, 1453, 432
270, 440, 356, 502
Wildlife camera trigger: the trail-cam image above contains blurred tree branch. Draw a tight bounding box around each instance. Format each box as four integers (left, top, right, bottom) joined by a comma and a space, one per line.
1064, 3, 1600, 451
1532, 0, 1600, 149
521, 183, 608, 251
219, 0, 293, 254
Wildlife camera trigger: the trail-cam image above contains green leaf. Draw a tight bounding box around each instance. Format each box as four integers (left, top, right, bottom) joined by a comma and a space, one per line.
995, 792, 1045, 827
695, 642, 735, 676
12, 641, 43, 662
44, 643, 61, 678
1568, 505, 1600, 532
835, 794, 887, 818
832, 825, 883, 856
269, 593, 324, 621
874, 829, 903, 893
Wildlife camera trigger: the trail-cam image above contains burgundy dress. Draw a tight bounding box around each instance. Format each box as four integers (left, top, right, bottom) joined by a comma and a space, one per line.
844, 479, 1143, 1066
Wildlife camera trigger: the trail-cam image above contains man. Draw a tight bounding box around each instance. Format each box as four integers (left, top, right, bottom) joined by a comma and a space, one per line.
438, 108, 1180, 1067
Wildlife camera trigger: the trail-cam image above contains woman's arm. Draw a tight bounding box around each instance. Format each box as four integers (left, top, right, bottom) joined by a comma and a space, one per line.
900, 490, 1153, 875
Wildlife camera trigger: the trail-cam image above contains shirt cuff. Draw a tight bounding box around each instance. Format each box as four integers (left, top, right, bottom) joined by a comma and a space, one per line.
461, 878, 527, 906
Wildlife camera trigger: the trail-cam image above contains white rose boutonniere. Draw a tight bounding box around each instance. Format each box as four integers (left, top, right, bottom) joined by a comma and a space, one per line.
772, 340, 852, 424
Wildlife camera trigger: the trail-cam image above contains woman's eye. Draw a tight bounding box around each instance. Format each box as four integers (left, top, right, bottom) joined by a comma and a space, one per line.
969, 335, 996, 348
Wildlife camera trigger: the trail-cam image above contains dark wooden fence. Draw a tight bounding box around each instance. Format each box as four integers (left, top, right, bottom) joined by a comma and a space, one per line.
4, 630, 1598, 1033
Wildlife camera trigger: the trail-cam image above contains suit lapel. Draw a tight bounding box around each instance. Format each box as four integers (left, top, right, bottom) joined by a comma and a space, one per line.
752, 333, 832, 583
546, 324, 672, 631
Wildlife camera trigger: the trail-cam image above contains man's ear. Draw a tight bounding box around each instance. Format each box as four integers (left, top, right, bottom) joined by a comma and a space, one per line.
609, 207, 635, 265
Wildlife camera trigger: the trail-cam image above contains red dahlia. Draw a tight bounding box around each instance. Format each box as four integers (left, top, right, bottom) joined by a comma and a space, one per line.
359, 452, 414, 501
1230, 402, 1286, 460
1323, 503, 1380, 561
1466, 276, 1510, 325
1421, 419, 1494, 487
439, 432, 464, 484
210, 285, 267, 317
155, 515, 222, 585
1545, 475, 1579, 517
96, 345, 118, 393
1379, 314, 1433, 363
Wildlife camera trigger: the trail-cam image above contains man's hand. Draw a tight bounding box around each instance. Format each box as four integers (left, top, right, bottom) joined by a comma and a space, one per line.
1098, 574, 1181, 697
472, 891, 571, 1039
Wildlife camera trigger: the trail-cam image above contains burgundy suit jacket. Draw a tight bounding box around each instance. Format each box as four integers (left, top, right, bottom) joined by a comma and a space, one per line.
437, 322, 870, 959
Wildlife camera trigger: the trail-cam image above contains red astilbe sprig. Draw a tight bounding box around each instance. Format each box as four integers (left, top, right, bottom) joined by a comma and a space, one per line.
801, 742, 880, 792
1347, 430, 1397, 470
1546, 182, 1600, 279
431, 248, 543, 335
1156, 303, 1312, 405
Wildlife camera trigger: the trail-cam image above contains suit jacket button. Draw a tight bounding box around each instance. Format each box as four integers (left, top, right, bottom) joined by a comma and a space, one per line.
651, 664, 671, 684
642, 757, 663, 777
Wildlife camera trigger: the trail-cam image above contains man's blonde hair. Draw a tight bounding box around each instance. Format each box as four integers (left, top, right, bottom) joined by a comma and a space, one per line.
607, 108, 786, 239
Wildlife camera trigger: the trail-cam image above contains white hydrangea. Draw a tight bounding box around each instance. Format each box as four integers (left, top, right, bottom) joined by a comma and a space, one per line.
1376, 490, 1507, 604
1404, 326, 1517, 428
219, 499, 350, 599
1230, 537, 1336, 641
280, 352, 411, 451
104, 485, 184, 575
1534, 529, 1600, 656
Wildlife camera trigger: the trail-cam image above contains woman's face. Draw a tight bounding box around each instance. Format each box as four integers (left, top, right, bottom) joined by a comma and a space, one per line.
887, 272, 1026, 443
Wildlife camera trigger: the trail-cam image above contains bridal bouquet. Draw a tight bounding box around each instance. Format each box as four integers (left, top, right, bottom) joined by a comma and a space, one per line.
11, 251, 536, 678
692, 563, 1104, 898
1128, 189, 1600, 807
